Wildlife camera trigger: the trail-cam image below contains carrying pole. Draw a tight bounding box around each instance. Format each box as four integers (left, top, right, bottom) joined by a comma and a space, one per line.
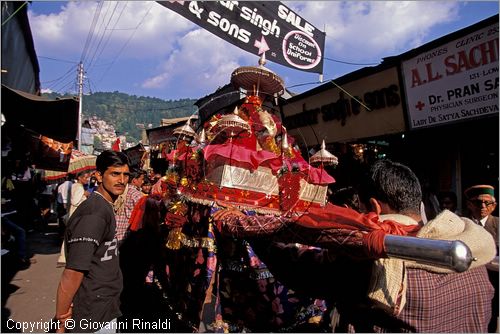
384, 235, 474, 272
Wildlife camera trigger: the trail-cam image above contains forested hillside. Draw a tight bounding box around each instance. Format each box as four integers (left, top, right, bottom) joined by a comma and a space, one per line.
43, 91, 197, 142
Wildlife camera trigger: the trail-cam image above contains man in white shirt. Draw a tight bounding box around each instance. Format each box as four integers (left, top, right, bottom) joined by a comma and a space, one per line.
56, 176, 73, 225
68, 172, 90, 217
57, 172, 90, 265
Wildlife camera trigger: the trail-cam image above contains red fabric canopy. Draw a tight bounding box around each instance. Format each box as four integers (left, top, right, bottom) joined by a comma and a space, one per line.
203, 143, 282, 171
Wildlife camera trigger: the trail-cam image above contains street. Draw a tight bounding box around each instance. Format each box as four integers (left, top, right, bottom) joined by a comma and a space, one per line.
2, 223, 64, 333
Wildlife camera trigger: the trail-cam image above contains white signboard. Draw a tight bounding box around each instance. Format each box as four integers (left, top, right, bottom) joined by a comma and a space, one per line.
402, 22, 499, 129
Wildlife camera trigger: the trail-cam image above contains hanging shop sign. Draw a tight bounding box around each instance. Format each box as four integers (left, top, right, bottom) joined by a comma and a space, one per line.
282, 67, 405, 145
158, 1, 325, 74
402, 21, 499, 129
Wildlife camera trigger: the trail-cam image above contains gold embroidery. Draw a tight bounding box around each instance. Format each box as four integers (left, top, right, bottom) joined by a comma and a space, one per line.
166, 228, 217, 252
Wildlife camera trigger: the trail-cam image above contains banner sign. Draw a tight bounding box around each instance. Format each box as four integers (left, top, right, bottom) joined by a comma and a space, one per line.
402, 21, 498, 129
158, 1, 325, 74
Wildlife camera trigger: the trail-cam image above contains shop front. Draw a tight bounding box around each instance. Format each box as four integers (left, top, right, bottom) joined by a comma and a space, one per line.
281, 15, 499, 214
281, 63, 407, 189
399, 15, 498, 212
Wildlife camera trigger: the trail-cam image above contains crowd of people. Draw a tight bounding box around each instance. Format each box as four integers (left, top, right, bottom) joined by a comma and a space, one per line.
1, 150, 498, 333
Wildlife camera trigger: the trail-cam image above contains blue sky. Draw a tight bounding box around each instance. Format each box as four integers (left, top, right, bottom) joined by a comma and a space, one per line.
28, 1, 498, 101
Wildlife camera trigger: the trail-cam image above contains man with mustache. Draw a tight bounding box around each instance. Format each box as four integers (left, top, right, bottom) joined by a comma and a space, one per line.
53, 150, 130, 333
465, 184, 499, 333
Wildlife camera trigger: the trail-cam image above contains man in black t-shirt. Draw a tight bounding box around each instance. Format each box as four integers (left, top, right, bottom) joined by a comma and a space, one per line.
53, 151, 130, 333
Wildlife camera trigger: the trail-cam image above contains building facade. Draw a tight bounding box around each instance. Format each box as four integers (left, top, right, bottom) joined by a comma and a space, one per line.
281, 15, 499, 213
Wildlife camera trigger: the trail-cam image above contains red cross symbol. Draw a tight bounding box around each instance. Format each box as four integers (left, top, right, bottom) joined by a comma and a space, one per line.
415, 101, 425, 111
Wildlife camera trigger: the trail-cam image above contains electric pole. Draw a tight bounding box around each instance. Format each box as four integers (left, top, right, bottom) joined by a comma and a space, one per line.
77, 61, 84, 150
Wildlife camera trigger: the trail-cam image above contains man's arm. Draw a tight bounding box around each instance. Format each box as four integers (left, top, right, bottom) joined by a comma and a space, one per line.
54, 268, 84, 332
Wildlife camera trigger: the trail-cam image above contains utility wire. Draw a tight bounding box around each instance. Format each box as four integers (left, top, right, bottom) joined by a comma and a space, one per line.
55, 79, 77, 95
112, 103, 195, 113
41, 64, 78, 85
85, 1, 119, 71
324, 56, 379, 66
44, 66, 77, 90
80, 1, 104, 63
38, 56, 79, 64
286, 81, 322, 89
51, 66, 79, 94
93, 2, 154, 90
86, 77, 95, 95
86, 1, 128, 75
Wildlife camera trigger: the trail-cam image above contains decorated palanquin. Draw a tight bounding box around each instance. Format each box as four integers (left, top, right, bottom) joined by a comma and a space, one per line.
154, 60, 338, 332
149, 58, 479, 332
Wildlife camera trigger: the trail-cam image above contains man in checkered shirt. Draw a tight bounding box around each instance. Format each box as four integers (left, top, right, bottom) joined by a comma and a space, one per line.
217, 160, 496, 332
114, 169, 146, 243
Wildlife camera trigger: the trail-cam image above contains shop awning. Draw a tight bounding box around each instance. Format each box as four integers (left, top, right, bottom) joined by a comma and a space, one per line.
1, 84, 79, 143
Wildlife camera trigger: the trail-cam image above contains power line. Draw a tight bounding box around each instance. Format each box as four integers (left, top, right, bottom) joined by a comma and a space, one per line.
85, 1, 119, 71
80, 1, 104, 63
86, 1, 128, 75
286, 81, 322, 89
48, 66, 75, 90
324, 56, 379, 66
38, 56, 79, 64
54, 79, 77, 95
109, 103, 195, 113
41, 64, 78, 85
93, 2, 155, 90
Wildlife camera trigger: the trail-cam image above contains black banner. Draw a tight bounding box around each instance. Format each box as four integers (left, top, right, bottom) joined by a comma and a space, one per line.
158, 1, 325, 74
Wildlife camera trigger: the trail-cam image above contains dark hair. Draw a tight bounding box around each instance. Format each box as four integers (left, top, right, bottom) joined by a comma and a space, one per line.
76, 170, 90, 179
96, 150, 130, 174
142, 177, 152, 186
359, 159, 422, 215
129, 169, 146, 181
329, 186, 360, 211
82, 120, 92, 128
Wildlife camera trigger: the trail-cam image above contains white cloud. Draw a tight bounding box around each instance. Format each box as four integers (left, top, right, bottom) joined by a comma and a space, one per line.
140, 1, 462, 93
141, 28, 252, 96
290, 1, 460, 62
29, 1, 193, 61
29, 1, 464, 98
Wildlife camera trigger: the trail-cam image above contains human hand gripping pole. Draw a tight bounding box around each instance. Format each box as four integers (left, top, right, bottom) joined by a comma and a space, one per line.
213, 204, 475, 272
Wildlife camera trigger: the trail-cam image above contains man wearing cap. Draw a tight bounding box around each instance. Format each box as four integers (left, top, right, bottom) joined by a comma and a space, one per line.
465, 185, 499, 244
465, 184, 499, 333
